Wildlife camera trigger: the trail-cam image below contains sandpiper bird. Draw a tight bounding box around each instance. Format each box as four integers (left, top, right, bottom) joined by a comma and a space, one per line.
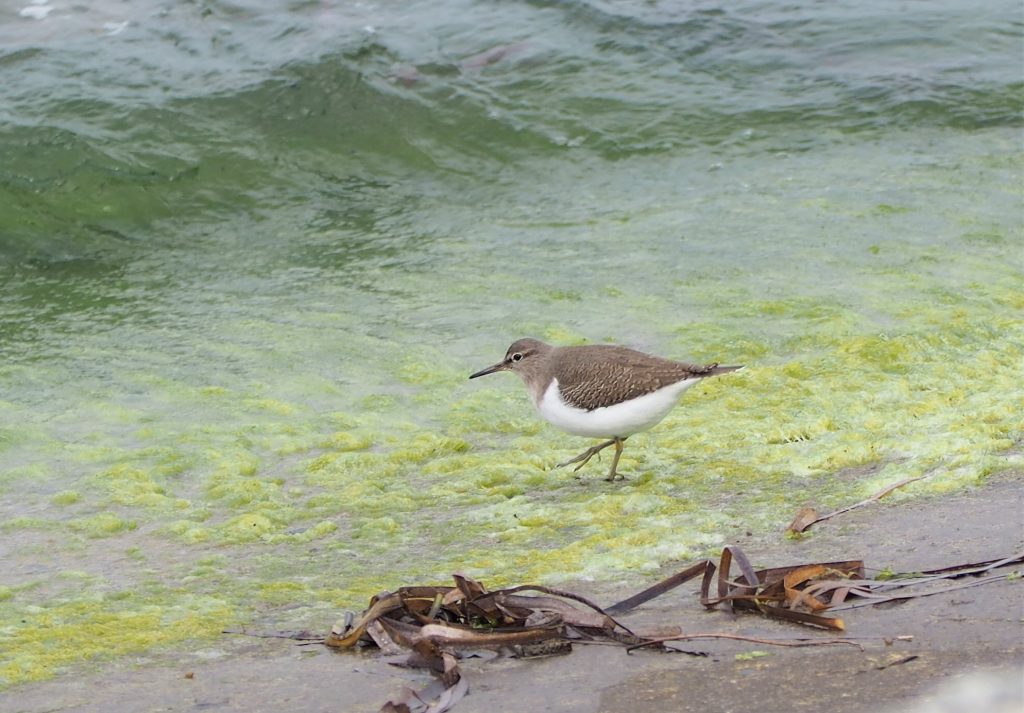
469, 338, 742, 481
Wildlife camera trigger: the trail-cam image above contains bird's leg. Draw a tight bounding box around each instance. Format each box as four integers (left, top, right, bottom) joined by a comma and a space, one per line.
604, 437, 626, 482
557, 438, 617, 473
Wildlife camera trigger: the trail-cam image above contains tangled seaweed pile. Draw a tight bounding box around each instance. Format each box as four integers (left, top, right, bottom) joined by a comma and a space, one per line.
326, 547, 1023, 712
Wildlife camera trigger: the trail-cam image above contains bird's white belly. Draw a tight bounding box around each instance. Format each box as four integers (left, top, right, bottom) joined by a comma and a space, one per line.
536, 378, 699, 438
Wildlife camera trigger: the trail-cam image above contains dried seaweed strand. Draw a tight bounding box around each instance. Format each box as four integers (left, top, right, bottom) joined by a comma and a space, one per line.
792, 471, 938, 532
627, 633, 865, 652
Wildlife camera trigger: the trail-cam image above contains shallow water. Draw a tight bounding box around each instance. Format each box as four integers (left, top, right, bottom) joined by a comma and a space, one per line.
1, 0, 1022, 687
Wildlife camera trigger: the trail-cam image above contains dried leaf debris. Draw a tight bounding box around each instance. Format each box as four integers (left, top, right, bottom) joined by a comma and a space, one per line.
318, 547, 1022, 713
787, 471, 940, 534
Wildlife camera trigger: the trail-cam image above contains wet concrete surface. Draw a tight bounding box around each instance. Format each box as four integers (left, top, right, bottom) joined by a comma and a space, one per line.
2, 474, 1021, 713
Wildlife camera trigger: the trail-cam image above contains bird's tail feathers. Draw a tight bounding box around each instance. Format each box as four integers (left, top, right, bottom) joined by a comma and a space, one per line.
696, 363, 744, 377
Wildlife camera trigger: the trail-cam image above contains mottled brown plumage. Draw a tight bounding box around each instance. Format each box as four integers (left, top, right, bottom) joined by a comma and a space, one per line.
469, 337, 742, 481
552, 344, 733, 411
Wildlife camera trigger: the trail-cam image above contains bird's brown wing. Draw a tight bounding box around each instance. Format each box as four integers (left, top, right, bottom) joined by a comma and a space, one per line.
556, 345, 714, 412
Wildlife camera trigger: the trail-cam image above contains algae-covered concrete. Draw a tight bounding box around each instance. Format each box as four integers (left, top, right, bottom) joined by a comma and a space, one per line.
2, 471, 1019, 713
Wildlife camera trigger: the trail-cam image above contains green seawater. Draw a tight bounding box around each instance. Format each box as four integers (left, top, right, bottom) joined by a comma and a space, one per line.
1, 0, 1022, 688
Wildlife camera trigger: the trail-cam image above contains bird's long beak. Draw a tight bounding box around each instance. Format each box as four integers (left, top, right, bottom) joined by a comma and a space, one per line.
469, 361, 506, 379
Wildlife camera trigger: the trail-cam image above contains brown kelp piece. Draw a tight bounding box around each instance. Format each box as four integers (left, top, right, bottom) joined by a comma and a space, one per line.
604, 561, 709, 616
326, 576, 630, 654
604, 546, 862, 631
380, 644, 468, 713
326, 586, 457, 648
820, 551, 1024, 610
326, 574, 640, 713
786, 506, 821, 534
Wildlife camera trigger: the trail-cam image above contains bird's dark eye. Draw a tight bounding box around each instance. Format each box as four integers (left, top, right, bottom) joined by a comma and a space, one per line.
511, 353, 523, 362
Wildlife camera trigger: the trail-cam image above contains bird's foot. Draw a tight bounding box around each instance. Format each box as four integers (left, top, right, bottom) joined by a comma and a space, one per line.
558, 449, 599, 472
557, 439, 617, 473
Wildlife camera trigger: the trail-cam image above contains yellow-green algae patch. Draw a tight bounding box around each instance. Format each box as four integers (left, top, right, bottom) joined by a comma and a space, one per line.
66, 513, 138, 538
50, 490, 81, 506
0, 593, 235, 686
89, 465, 180, 510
